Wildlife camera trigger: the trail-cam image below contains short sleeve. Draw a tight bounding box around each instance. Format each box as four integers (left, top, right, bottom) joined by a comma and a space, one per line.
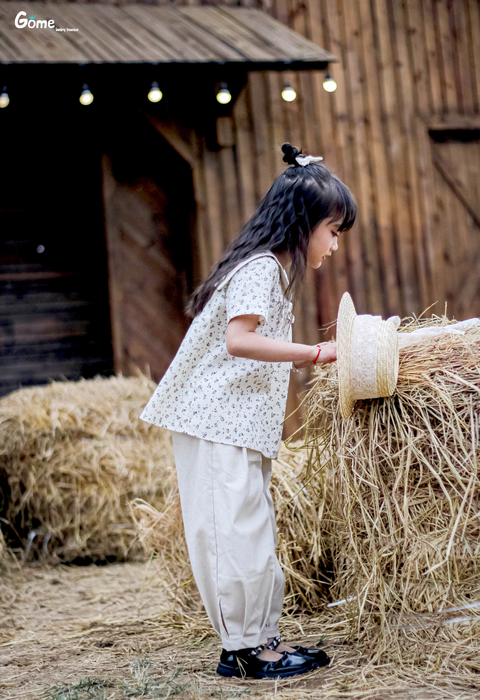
226, 257, 278, 327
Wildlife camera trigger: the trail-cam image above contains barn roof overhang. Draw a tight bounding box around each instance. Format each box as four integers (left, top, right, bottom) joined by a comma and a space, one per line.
0, 3, 338, 69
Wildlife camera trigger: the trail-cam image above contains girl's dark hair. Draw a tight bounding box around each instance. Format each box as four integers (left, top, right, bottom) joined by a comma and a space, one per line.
185, 143, 357, 318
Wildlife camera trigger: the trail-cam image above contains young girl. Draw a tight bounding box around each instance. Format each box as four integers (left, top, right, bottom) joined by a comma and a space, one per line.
140, 143, 357, 679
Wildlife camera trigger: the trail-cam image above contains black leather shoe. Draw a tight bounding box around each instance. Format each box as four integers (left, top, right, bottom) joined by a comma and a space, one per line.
216, 646, 321, 679
291, 644, 330, 666
267, 635, 330, 667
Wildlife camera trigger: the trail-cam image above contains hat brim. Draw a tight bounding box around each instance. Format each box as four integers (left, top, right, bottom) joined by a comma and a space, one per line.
336, 292, 357, 420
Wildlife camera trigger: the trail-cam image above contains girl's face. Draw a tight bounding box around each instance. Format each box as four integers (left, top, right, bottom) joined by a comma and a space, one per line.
307, 217, 342, 269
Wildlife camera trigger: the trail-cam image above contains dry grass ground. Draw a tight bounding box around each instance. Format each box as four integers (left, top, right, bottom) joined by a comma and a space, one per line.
1, 561, 479, 700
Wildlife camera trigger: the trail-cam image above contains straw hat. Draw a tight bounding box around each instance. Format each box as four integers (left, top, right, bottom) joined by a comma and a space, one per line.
336, 292, 401, 419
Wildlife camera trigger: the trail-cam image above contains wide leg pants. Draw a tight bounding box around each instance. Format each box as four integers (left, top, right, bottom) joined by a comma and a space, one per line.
170, 430, 285, 651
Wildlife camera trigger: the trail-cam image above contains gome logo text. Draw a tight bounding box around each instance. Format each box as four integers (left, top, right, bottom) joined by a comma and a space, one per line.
15, 11, 55, 29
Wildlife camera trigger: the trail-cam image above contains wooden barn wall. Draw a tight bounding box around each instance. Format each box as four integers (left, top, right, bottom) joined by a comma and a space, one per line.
184, 0, 480, 435
26, 0, 480, 435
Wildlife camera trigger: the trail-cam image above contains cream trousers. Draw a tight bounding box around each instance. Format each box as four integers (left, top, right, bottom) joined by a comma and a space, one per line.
170, 430, 285, 651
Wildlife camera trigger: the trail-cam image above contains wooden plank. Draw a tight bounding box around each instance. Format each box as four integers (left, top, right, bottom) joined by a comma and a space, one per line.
287, 0, 324, 346
0, 26, 36, 62
440, 161, 463, 317
219, 142, 242, 246
371, 0, 417, 316
216, 117, 235, 148
357, 0, 400, 316
41, 5, 118, 62
423, 132, 448, 312
0, 270, 75, 282
192, 134, 214, 279
422, 0, 443, 114
266, 72, 287, 180
233, 86, 257, 224
160, 6, 245, 62
404, 0, 431, 118
0, 356, 110, 381
123, 5, 227, 62
466, 0, 480, 114
435, 0, 458, 113
70, 4, 166, 62
315, 0, 349, 322
219, 6, 338, 62
203, 149, 225, 264
390, 0, 430, 312
411, 116, 439, 310
0, 16, 84, 62
184, 128, 209, 285
299, 70, 322, 158
451, 0, 475, 114
180, 6, 284, 61
432, 148, 480, 228
347, 0, 387, 316
452, 143, 473, 256
50, 4, 140, 61
249, 72, 273, 199
335, 0, 371, 315
121, 303, 177, 378
426, 114, 480, 130
101, 153, 124, 374
90, 5, 180, 62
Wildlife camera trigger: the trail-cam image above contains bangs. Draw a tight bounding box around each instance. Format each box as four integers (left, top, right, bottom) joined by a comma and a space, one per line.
324, 177, 357, 232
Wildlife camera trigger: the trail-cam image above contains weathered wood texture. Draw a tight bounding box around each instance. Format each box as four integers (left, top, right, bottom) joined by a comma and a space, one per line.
169, 0, 480, 437
0, 2, 335, 64
38, 0, 479, 437
5, 0, 480, 438
101, 111, 196, 383
0, 106, 113, 398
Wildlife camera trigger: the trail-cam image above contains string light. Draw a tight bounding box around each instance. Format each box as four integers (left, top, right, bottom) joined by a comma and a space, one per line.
323, 71, 337, 92
216, 82, 231, 104
148, 81, 163, 102
79, 83, 94, 106
0, 86, 10, 108
281, 82, 296, 102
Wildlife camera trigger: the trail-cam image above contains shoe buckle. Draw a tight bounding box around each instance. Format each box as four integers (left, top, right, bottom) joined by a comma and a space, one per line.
266, 634, 281, 652
248, 643, 265, 657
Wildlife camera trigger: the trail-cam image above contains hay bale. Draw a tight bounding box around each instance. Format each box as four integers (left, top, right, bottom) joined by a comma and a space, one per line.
301, 315, 480, 665
0, 373, 175, 563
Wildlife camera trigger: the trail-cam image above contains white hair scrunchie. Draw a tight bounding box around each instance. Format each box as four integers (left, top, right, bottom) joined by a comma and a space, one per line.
295, 154, 324, 166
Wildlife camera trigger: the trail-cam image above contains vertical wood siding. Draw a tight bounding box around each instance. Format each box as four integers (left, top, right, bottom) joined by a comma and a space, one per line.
52, 0, 480, 435
178, 0, 480, 434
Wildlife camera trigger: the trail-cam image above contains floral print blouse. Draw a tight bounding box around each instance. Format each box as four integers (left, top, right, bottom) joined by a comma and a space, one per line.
139, 253, 296, 459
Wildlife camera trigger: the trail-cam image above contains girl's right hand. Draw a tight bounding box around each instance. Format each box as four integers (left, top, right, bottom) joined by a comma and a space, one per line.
312, 341, 337, 365
293, 342, 337, 369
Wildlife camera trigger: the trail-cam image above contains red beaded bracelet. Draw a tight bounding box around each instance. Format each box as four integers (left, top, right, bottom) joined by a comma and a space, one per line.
313, 345, 322, 365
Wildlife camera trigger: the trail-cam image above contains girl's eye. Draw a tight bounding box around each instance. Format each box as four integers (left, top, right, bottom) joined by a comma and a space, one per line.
332, 232, 339, 237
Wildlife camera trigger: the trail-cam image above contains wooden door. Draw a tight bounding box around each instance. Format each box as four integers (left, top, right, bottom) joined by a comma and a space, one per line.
101, 111, 196, 382
0, 107, 113, 398
429, 125, 480, 321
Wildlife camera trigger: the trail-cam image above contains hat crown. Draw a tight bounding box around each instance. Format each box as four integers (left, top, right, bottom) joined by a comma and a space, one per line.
337, 293, 400, 419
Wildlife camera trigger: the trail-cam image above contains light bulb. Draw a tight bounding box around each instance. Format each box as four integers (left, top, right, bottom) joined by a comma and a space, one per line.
148, 81, 163, 102
216, 83, 231, 105
79, 83, 94, 106
323, 72, 337, 93
0, 86, 9, 108
281, 83, 296, 102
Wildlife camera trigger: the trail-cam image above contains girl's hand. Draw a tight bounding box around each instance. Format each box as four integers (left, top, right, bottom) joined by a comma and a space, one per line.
316, 341, 337, 364
293, 341, 337, 368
